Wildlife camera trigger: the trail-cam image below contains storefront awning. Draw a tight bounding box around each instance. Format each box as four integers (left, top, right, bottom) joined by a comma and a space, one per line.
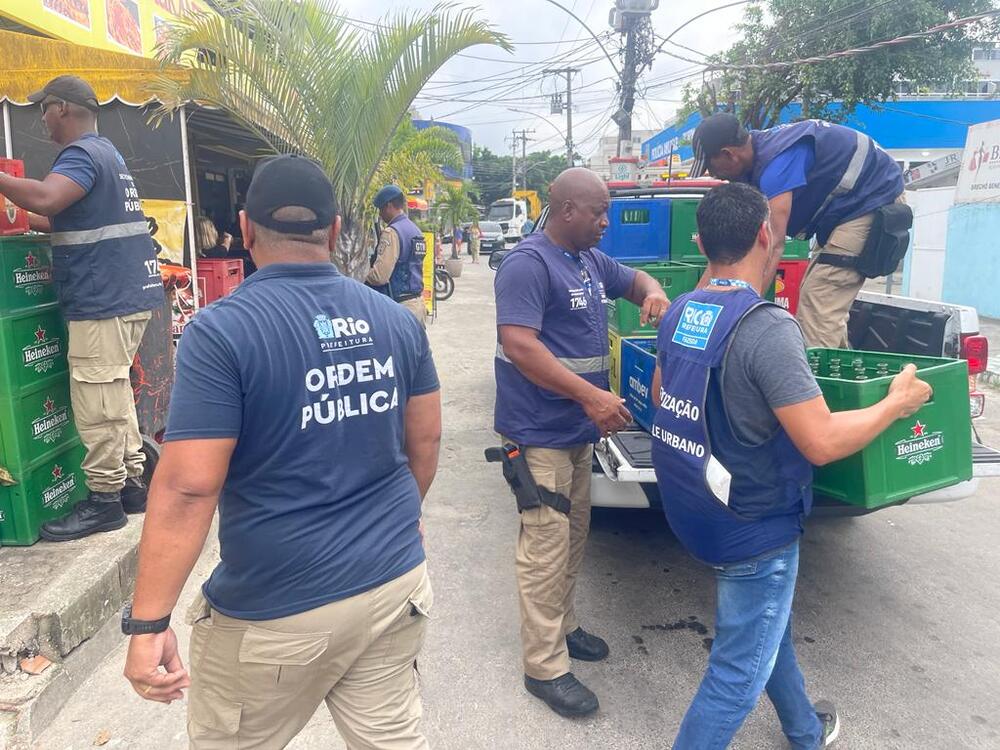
0, 29, 188, 105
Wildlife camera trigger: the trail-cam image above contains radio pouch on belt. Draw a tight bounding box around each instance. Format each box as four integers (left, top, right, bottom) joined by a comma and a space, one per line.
816, 202, 913, 279
485, 444, 572, 515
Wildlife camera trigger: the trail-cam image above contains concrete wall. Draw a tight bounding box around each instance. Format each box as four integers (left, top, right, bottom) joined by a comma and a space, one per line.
942, 203, 1000, 318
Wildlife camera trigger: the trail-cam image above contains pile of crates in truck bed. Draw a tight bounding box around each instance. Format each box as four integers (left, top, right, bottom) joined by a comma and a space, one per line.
605, 197, 810, 397
0, 236, 88, 545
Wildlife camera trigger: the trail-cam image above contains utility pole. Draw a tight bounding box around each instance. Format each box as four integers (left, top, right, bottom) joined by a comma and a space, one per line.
545, 67, 579, 168
510, 129, 535, 193
610, 1, 658, 156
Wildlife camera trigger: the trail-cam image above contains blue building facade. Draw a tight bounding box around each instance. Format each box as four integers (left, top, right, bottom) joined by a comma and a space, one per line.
642, 100, 1000, 169
412, 119, 474, 180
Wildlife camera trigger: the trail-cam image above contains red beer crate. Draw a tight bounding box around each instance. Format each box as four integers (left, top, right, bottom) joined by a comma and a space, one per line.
0, 160, 30, 236
775, 259, 808, 315
196, 258, 244, 306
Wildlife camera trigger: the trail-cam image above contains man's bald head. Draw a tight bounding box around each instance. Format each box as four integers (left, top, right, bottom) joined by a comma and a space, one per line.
544, 168, 610, 253
548, 167, 609, 209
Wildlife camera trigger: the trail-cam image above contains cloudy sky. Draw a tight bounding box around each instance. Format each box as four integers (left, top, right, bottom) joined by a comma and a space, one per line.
337, 0, 747, 158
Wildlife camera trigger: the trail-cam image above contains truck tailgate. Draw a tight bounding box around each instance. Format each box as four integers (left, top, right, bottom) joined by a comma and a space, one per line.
596, 429, 1000, 485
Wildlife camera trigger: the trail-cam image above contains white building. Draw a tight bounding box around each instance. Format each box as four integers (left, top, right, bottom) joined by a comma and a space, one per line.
589, 130, 657, 178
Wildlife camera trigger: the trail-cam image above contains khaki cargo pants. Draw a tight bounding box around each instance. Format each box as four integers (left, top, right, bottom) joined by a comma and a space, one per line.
67, 312, 150, 493
402, 297, 427, 328
515, 443, 593, 680
186, 562, 433, 750
796, 193, 906, 348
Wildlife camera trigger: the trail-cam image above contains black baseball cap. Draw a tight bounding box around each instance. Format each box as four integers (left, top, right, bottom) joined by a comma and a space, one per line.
245, 155, 338, 234
690, 113, 749, 178
27, 75, 100, 112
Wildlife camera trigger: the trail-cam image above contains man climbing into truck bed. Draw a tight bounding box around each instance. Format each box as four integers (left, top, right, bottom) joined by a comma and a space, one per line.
688, 113, 910, 349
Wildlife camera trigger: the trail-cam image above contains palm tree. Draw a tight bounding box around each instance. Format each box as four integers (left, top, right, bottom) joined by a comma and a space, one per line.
434, 182, 478, 259
370, 120, 463, 211
150, 0, 510, 273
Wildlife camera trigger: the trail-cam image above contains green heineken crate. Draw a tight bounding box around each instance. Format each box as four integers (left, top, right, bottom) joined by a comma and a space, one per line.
608, 262, 702, 336
808, 348, 973, 508
0, 373, 78, 467
0, 440, 88, 545
784, 238, 811, 259
0, 235, 55, 314
669, 199, 812, 261
0, 303, 68, 398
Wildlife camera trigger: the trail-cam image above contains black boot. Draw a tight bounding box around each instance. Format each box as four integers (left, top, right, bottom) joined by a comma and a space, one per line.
566, 627, 610, 662
121, 476, 148, 514
40, 492, 127, 542
524, 673, 599, 718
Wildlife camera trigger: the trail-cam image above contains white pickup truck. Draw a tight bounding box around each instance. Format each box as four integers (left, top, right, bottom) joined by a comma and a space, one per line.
533, 187, 1000, 513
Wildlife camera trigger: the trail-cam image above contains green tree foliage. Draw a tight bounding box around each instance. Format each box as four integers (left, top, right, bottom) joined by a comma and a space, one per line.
370, 120, 463, 214
472, 146, 572, 206
433, 182, 478, 258
683, 0, 999, 129
150, 0, 509, 273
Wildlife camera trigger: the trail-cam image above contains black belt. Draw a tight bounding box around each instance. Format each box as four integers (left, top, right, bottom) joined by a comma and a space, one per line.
815, 252, 859, 269
396, 293, 421, 302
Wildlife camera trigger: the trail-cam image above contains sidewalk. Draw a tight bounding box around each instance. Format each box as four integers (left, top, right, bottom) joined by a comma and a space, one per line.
978, 316, 1000, 389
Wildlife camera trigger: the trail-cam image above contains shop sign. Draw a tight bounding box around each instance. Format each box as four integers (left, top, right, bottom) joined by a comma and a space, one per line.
956, 119, 1000, 204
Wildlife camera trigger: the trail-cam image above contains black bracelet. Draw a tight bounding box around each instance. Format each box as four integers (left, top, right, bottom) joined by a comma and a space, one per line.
120, 603, 171, 635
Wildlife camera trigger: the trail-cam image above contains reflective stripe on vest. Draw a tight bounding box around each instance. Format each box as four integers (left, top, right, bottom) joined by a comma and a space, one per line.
796, 130, 870, 239
495, 343, 609, 374
50, 220, 150, 247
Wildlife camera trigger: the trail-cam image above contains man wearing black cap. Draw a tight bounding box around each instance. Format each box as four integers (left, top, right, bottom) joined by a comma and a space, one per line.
122, 155, 441, 748
0, 75, 164, 540
367, 185, 427, 326
689, 113, 907, 348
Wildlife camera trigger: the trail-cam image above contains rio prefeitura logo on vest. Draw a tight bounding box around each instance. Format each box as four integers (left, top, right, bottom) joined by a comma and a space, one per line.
22, 324, 63, 374
12, 251, 52, 297
894, 420, 944, 466
312, 314, 373, 353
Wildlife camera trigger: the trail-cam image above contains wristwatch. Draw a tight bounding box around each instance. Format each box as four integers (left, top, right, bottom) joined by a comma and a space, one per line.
120, 603, 171, 635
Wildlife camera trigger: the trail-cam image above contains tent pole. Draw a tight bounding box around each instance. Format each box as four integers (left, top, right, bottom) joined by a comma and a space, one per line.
179, 104, 199, 312
3, 102, 12, 159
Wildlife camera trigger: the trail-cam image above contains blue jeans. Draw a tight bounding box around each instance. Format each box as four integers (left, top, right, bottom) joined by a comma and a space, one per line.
674, 541, 823, 750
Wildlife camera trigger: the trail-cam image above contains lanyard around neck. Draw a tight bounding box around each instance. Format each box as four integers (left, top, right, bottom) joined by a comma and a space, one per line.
563, 251, 594, 297
709, 278, 754, 291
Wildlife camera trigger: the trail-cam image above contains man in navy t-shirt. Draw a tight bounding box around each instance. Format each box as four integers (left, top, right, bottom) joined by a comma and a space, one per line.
121, 156, 441, 749
493, 168, 670, 718
689, 113, 906, 348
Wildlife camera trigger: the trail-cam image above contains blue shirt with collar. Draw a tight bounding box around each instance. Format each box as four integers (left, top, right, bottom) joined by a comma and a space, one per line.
165, 263, 439, 620
493, 232, 636, 448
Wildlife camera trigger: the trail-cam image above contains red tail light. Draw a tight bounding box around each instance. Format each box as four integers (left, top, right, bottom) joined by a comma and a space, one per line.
961, 334, 989, 375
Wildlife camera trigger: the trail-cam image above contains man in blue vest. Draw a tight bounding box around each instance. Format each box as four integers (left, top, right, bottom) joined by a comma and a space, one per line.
651, 182, 931, 748
493, 167, 671, 718
688, 113, 906, 348
367, 185, 427, 327
0, 76, 165, 541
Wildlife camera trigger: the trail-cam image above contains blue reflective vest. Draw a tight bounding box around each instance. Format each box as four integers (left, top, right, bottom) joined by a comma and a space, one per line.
374, 214, 425, 301
49, 134, 164, 320
651, 288, 813, 565
750, 120, 903, 246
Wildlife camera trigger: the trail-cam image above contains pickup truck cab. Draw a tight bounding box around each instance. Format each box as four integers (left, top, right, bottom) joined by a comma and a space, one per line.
532, 185, 1000, 512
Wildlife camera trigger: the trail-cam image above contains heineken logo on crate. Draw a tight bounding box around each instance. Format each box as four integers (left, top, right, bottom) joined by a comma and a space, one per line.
42, 464, 76, 509
22, 325, 62, 373
12, 252, 52, 296
894, 421, 944, 466
31, 396, 70, 444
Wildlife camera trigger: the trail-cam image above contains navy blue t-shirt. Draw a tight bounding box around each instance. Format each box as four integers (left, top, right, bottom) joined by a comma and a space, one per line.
166, 263, 439, 620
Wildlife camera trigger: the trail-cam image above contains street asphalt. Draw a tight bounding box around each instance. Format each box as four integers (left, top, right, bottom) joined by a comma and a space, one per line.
35, 260, 1000, 750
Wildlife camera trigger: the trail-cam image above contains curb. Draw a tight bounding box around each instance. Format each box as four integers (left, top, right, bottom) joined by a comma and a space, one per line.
0, 524, 142, 748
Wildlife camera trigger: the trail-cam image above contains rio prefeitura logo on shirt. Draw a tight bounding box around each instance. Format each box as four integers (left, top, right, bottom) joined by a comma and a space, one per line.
301, 314, 399, 429
894, 420, 944, 466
